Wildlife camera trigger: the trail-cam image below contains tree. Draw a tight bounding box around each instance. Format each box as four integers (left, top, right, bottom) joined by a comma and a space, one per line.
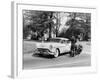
59, 12, 91, 41
23, 10, 54, 39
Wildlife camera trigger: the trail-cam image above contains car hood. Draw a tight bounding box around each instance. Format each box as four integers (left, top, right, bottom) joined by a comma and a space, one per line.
36, 42, 60, 49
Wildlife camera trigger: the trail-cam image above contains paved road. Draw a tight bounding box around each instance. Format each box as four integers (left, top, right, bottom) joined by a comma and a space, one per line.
23, 41, 91, 69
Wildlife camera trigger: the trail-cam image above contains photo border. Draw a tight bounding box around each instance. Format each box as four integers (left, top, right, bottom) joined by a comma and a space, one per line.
11, 1, 97, 78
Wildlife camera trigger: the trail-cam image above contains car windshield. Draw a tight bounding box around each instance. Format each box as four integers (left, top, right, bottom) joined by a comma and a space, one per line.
49, 38, 61, 42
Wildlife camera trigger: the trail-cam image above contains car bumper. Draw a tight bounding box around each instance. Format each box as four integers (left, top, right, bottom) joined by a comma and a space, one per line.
34, 48, 55, 55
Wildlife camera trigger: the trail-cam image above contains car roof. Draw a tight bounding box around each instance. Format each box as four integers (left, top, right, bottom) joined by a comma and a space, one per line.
52, 37, 69, 40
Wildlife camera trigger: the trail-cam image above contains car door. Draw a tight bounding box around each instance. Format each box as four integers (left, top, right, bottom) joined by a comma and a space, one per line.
59, 40, 67, 53
63, 40, 71, 52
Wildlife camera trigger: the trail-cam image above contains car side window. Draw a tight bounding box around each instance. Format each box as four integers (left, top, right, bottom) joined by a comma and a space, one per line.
61, 40, 70, 44
64, 40, 71, 44
63, 40, 67, 44
60, 40, 65, 44
67, 40, 71, 43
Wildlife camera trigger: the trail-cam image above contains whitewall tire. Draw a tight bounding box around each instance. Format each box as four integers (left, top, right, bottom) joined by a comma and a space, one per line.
54, 49, 59, 58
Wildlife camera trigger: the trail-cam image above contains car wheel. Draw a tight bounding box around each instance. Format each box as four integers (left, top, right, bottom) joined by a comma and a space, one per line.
77, 45, 83, 55
54, 49, 60, 58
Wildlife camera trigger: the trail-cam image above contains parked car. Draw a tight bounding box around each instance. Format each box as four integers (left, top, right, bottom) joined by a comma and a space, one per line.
33, 37, 83, 58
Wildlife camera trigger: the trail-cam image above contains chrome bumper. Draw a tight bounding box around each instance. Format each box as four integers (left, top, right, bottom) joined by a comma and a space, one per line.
34, 48, 55, 55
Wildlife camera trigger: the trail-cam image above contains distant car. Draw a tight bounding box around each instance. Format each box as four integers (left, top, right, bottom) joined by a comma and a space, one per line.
33, 37, 83, 58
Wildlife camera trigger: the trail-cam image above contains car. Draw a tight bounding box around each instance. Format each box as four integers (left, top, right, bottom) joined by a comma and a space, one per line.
33, 37, 83, 58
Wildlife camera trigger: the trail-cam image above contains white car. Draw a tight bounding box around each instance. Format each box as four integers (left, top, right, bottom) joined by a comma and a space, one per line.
33, 37, 82, 58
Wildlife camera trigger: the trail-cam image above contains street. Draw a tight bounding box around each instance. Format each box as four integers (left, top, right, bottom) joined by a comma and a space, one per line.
23, 40, 91, 69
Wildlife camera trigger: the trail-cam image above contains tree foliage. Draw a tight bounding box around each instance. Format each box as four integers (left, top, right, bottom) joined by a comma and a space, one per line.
59, 12, 91, 41
23, 10, 91, 41
23, 10, 54, 39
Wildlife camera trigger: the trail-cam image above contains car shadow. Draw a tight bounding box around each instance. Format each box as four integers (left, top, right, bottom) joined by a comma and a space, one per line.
32, 53, 54, 59
32, 52, 70, 59
59, 52, 70, 57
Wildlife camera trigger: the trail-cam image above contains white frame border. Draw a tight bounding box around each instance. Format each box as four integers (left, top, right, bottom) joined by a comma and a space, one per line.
11, 1, 97, 78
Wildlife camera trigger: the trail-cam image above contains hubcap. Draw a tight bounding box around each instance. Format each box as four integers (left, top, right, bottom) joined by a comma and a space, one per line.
54, 49, 59, 58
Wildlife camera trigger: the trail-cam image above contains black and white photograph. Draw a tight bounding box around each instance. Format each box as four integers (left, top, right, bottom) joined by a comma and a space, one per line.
23, 10, 91, 69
